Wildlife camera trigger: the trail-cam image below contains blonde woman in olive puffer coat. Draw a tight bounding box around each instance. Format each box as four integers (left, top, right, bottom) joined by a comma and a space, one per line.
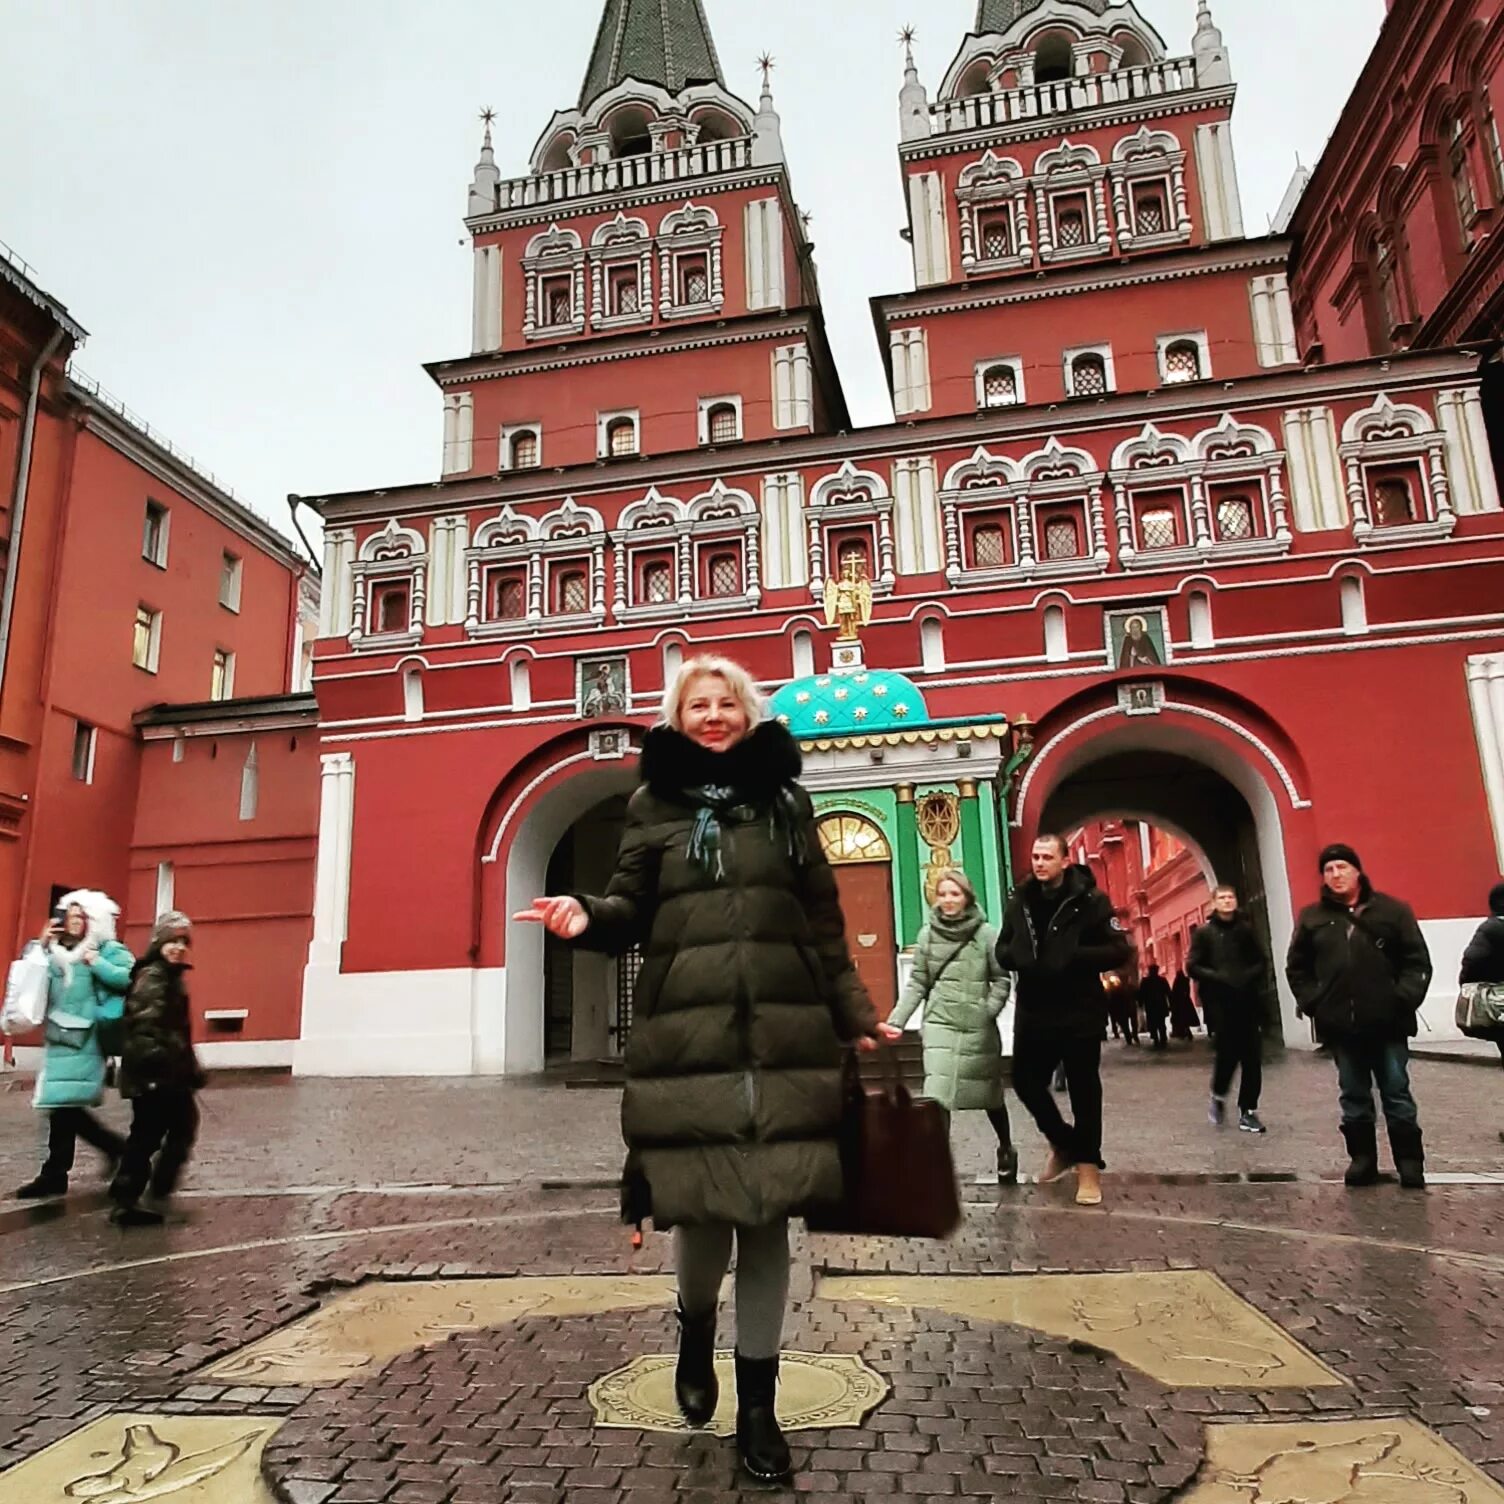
882, 868, 1017, 1183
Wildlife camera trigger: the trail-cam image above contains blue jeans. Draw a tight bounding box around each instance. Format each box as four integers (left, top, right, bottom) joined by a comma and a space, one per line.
1334, 1039, 1419, 1128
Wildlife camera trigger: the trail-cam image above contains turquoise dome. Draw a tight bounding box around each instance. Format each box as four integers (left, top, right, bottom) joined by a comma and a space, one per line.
769, 669, 930, 738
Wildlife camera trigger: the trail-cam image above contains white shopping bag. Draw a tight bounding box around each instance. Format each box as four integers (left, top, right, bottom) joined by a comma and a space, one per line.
2, 947, 49, 1035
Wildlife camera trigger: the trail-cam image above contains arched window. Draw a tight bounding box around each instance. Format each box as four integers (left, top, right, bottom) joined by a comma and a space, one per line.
1449, 113, 1479, 244
817, 814, 892, 864
1139, 507, 1179, 550
792, 628, 814, 678
706, 403, 740, 444
1055, 200, 1088, 247
1043, 604, 1068, 662
920, 617, 945, 671
1034, 32, 1074, 84
510, 657, 533, 710
642, 560, 674, 604
1340, 576, 1367, 636
970, 522, 1007, 568
555, 568, 589, 614
1162, 340, 1201, 384
981, 364, 1018, 408
1069, 353, 1108, 397
1043, 516, 1081, 560
607, 417, 638, 457
402, 667, 423, 723
239, 742, 259, 820
1373, 232, 1401, 334
489, 573, 526, 620
662, 641, 683, 684
837, 537, 871, 575
1215, 494, 1255, 541
956, 59, 992, 98
1188, 590, 1213, 649
510, 430, 539, 469
372, 580, 411, 634
1132, 184, 1168, 236
1373, 476, 1415, 527
707, 551, 742, 596
978, 209, 1013, 260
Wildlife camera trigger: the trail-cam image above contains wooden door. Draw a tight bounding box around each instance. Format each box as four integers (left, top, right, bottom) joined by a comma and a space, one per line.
833, 861, 898, 1020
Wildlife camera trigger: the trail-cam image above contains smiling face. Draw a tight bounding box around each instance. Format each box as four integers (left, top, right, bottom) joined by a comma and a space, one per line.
935, 877, 968, 917
161, 935, 190, 964
679, 673, 750, 752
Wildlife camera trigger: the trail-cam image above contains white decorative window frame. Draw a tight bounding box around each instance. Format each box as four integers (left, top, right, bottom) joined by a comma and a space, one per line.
1118, 681, 1166, 717
589, 728, 631, 761
590, 212, 654, 332
956, 151, 1033, 274
350, 519, 426, 650
523, 224, 586, 340
697, 395, 744, 445
598, 407, 642, 459
465, 505, 541, 638
1338, 393, 1456, 545
939, 447, 1023, 586
659, 202, 724, 320
805, 460, 897, 602
1063, 341, 1117, 397
500, 422, 543, 472
975, 357, 1026, 409
1109, 127, 1192, 252
1156, 331, 1212, 385
1034, 140, 1112, 264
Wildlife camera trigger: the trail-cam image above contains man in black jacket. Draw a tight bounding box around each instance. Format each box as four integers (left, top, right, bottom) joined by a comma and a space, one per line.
997, 833, 1135, 1206
1189, 887, 1269, 1134
1285, 844, 1433, 1189
1138, 964, 1171, 1050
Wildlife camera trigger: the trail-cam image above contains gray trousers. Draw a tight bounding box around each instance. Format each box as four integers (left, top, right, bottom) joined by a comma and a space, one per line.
674, 1219, 791, 1360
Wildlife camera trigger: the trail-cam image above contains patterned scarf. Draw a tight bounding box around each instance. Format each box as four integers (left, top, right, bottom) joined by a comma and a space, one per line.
684, 783, 807, 882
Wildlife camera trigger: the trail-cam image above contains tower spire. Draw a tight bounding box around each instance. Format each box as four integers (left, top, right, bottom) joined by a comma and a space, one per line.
468, 107, 501, 216
579, 0, 725, 110
752, 53, 785, 165
898, 26, 931, 144
1192, 0, 1232, 86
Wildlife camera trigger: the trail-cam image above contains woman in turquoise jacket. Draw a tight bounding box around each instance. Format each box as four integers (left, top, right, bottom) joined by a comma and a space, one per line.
880, 869, 1017, 1182
15, 889, 131, 1198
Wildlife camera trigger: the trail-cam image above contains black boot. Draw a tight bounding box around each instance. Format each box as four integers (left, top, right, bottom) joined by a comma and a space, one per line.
14, 1170, 67, 1199
735, 1352, 792, 1483
997, 1143, 1019, 1186
1341, 1120, 1380, 1187
1388, 1119, 1426, 1190
674, 1303, 718, 1426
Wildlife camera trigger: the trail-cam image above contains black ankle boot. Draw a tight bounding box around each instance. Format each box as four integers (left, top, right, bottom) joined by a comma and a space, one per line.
674, 1303, 718, 1426
14, 1171, 67, 1200
735, 1352, 792, 1483
1341, 1120, 1380, 1187
1387, 1119, 1426, 1189
997, 1143, 1019, 1185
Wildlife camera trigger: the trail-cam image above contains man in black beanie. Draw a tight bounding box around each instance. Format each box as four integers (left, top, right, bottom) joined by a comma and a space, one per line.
1285, 844, 1432, 1188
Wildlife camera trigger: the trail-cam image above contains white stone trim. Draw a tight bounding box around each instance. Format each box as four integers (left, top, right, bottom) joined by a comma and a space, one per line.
1156, 330, 1211, 384
471, 244, 502, 354
892, 455, 942, 575
907, 170, 951, 286
441, 392, 474, 475
1250, 273, 1298, 366
1063, 341, 1116, 396
975, 356, 1026, 409
318, 529, 356, 639
1194, 121, 1244, 241
697, 394, 743, 445
1282, 407, 1347, 531
1437, 386, 1501, 515
762, 472, 807, 587
772, 343, 813, 431
426, 516, 470, 626
307, 752, 355, 968
744, 197, 786, 311
1467, 652, 1504, 868
890, 328, 932, 416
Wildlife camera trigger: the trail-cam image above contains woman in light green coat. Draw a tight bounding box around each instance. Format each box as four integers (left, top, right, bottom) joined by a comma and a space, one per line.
880, 869, 1017, 1182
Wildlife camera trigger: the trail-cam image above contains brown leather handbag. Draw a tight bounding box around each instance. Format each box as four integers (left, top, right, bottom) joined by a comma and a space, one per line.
808, 1051, 962, 1240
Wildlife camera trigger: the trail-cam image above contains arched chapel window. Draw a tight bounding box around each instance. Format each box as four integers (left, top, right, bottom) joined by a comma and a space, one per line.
556, 568, 589, 614
607, 417, 638, 457
707, 403, 740, 444
1069, 353, 1108, 397
1450, 113, 1480, 245
1044, 516, 1081, 559
511, 430, 539, 470
981, 364, 1018, 407
1215, 494, 1255, 541
1162, 340, 1201, 384
642, 560, 674, 604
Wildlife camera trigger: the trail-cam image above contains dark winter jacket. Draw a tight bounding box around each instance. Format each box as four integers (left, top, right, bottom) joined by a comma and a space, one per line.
118, 947, 204, 1099
1460, 915, 1504, 984
1188, 914, 1268, 1027
573, 721, 877, 1229
996, 865, 1134, 1039
1139, 972, 1171, 1022
1284, 881, 1432, 1045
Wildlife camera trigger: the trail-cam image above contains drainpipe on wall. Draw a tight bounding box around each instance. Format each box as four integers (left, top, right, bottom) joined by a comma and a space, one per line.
0, 327, 67, 700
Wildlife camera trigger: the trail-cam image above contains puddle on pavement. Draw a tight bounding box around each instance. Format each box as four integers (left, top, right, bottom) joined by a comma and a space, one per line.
1183, 1416, 1504, 1502
0, 1414, 280, 1502
818, 1269, 1346, 1389
589, 1350, 888, 1436
201, 1274, 675, 1385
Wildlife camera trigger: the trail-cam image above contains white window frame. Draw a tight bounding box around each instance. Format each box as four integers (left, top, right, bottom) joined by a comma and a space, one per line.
210, 647, 236, 702
219, 551, 243, 612
132, 604, 163, 673
71, 721, 96, 784
975, 357, 1026, 409
697, 396, 743, 446
1156, 331, 1211, 385
1063, 343, 1116, 397
142, 500, 170, 568
501, 423, 542, 471
598, 408, 641, 459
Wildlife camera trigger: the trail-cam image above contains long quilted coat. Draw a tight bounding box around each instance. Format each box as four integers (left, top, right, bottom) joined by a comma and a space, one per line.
888, 907, 1010, 1112
575, 721, 876, 1229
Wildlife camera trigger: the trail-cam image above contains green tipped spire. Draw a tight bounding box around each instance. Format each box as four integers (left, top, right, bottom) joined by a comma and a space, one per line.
580, 0, 725, 108
976, 0, 1109, 32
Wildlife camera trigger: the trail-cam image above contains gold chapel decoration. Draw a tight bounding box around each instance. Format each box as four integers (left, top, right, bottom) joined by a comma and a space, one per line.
817, 813, 891, 865
824, 556, 874, 642
916, 790, 961, 904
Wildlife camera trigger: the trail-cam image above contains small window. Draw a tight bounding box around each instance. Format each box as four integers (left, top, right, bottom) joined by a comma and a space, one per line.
677, 254, 709, 305
510, 430, 540, 469
1215, 494, 1255, 541
967, 516, 1010, 569
1137, 500, 1181, 550
641, 559, 675, 604
487, 571, 527, 620
1374, 234, 1402, 334
1132, 183, 1169, 236
706, 402, 740, 444
707, 550, 742, 596
542, 275, 573, 326
371, 579, 411, 634
142, 501, 169, 567
1069, 352, 1108, 396
981, 364, 1018, 408
71, 721, 96, 783
239, 742, 259, 821
210, 648, 235, 702
792, 628, 815, 678
1450, 115, 1479, 242
132, 605, 162, 672
155, 860, 175, 914
1372, 476, 1416, 527
219, 552, 243, 611
609, 266, 641, 316
1043, 516, 1082, 560
978, 208, 1013, 260
1053, 194, 1090, 248
1043, 604, 1068, 661
555, 568, 590, 614
606, 416, 638, 457
1162, 340, 1201, 384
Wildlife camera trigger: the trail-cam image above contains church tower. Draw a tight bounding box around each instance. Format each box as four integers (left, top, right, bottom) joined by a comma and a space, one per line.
432, 0, 845, 480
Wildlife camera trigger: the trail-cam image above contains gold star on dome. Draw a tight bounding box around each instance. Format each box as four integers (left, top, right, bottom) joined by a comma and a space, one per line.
853, 706, 868, 721
834, 687, 849, 700
814, 709, 829, 725
894, 702, 911, 718
795, 691, 810, 704
854, 674, 869, 684
777, 714, 790, 726
872, 683, 889, 697
816, 677, 830, 688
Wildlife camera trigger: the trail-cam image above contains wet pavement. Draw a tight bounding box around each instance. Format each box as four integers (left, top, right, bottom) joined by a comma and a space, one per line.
0, 1045, 1500, 1501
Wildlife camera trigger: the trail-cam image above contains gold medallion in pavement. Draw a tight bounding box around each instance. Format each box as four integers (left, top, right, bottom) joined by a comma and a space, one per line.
1182, 1416, 1504, 1502
201, 1274, 675, 1386
0, 1414, 280, 1502
589, 1351, 889, 1436
818, 1270, 1346, 1389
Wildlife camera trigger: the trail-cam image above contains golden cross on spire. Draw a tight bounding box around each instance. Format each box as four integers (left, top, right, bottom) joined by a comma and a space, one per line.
757, 52, 775, 88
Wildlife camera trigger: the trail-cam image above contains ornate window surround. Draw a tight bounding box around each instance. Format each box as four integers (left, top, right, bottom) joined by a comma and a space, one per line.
523, 224, 586, 340
500, 422, 543, 472
589, 212, 654, 332
1155, 331, 1211, 384
350, 519, 426, 650
1109, 126, 1192, 252
462, 499, 606, 638
658, 202, 725, 320
1107, 416, 1292, 571
697, 395, 744, 445
975, 357, 1026, 408
1339, 394, 1456, 545
956, 151, 1033, 274
1033, 140, 1113, 264
805, 460, 896, 603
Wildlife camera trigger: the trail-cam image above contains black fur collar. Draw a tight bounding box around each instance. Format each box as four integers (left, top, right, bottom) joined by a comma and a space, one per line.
641, 721, 801, 801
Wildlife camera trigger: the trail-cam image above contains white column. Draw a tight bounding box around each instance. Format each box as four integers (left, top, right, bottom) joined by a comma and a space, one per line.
441, 395, 460, 475
1282, 408, 1347, 531
772, 344, 812, 430
893, 457, 941, 574
744, 198, 786, 310
456, 393, 474, 472
1250, 274, 1298, 366
762, 472, 807, 587
890, 329, 931, 416
427, 518, 451, 626
317, 530, 356, 638
908, 171, 951, 286
1195, 122, 1244, 241
471, 244, 502, 353
1467, 653, 1504, 866
308, 752, 356, 966
1439, 387, 1502, 515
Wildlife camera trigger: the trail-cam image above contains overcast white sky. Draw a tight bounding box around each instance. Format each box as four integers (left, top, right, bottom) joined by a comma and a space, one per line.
1, 1, 1383, 544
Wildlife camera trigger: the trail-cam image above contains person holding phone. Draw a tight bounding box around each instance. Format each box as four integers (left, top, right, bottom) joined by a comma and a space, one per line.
14, 890, 132, 1199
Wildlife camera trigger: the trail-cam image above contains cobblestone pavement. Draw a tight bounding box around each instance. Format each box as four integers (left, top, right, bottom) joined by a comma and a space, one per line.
0, 1048, 1501, 1502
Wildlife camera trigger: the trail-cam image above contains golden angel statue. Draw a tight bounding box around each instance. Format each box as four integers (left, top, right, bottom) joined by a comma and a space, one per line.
824, 556, 873, 642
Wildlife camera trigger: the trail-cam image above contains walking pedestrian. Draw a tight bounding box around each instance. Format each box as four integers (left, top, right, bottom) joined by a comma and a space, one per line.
1107, 975, 1138, 1046
1139, 964, 1171, 1050
109, 912, 205, 1227
13, 891, 130, 1199
1286, 844, 1432, 1188
997, 833, 1134, 1206
516, 655, 882, 1484
1458, 883, 1504, 1068
881, 868, 1017, 1184
1169, 970, 1199, 1039
1189, 886, 1269, 1133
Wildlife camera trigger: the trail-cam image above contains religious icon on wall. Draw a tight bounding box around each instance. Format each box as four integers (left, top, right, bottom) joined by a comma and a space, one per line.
1104, 607, 1170, 670
824, 555, 874, 642
578, 657, 629, 719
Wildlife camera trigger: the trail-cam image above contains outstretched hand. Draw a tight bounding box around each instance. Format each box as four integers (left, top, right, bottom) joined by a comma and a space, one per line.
513, 896, 589, 939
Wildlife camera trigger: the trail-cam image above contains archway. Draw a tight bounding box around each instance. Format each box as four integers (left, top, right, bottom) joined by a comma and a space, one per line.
817, 812, 898, 1019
